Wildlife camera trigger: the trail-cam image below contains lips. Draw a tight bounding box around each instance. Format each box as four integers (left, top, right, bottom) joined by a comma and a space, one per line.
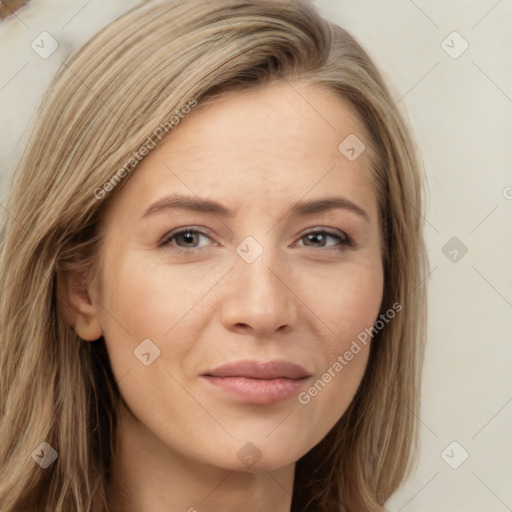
201, 360, 311, 405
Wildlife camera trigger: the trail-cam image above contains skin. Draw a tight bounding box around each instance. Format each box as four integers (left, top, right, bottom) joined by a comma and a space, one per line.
66, 82, 384, 512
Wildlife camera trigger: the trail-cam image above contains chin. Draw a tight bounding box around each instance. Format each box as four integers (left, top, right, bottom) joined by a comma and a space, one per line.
213, 441, 306, 474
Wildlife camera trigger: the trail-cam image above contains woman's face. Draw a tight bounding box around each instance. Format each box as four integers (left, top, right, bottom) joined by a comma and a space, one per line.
91, 82, 384, 472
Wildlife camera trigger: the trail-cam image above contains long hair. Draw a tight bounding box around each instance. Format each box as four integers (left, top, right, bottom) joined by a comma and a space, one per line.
0, 1, 427, 510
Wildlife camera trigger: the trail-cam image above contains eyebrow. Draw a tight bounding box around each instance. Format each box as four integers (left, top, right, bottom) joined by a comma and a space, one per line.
141, 194, 369, 221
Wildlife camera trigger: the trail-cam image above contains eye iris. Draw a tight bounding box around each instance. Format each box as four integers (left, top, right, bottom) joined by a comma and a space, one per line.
178, 231, 198, 246
305, 233, 326, 246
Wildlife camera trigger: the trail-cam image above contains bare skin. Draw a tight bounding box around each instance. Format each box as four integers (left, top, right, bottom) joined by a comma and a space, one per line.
65, 82, 384, 512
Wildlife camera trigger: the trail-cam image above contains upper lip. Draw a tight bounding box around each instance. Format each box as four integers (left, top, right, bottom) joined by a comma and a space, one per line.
203, 360, 311, 380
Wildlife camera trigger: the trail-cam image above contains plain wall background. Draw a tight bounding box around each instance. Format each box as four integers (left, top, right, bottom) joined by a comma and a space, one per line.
1, 1, 511, 511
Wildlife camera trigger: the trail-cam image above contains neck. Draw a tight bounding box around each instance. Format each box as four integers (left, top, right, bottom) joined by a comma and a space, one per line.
107, 403, 295, 512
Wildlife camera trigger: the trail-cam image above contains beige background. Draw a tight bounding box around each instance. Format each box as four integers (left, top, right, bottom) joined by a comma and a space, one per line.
1, 1, 511, 511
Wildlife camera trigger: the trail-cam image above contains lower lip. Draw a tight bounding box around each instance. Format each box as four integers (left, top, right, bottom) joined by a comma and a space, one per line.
203, 376, 308, 405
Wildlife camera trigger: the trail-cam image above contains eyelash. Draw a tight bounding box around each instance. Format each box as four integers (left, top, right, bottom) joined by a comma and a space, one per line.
159, 227, 353, 255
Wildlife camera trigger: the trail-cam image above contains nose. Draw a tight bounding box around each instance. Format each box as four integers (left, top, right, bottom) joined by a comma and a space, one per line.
220, 248, 299, 336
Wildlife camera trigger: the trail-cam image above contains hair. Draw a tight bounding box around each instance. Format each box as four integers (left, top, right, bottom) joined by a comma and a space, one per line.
0, 0, 428, 510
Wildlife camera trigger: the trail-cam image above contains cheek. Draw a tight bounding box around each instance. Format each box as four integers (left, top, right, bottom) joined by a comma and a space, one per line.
96, 255, 220, 375
99, 247, 383, 375
294, 257, 383, 427
317, 255, 384, 349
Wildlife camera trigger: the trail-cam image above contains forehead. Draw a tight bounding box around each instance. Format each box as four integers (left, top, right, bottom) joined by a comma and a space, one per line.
106, 82, 377, 221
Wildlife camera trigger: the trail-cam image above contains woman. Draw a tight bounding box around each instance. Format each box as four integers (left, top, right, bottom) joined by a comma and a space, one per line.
0, 0, 427, 510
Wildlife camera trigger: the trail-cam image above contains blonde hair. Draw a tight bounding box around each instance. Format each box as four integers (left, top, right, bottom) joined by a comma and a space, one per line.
0, 1, 427, 510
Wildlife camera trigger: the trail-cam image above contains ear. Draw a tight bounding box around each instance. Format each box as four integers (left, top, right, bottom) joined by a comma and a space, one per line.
57, 268, 103, 341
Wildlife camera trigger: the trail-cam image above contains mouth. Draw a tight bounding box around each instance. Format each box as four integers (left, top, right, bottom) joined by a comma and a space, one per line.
201, 360, 312, 405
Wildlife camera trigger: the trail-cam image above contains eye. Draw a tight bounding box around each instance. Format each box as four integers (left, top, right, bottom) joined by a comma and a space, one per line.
159, 227, 213, 253
159, 227, 352, 255
298, 228, 352, 251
